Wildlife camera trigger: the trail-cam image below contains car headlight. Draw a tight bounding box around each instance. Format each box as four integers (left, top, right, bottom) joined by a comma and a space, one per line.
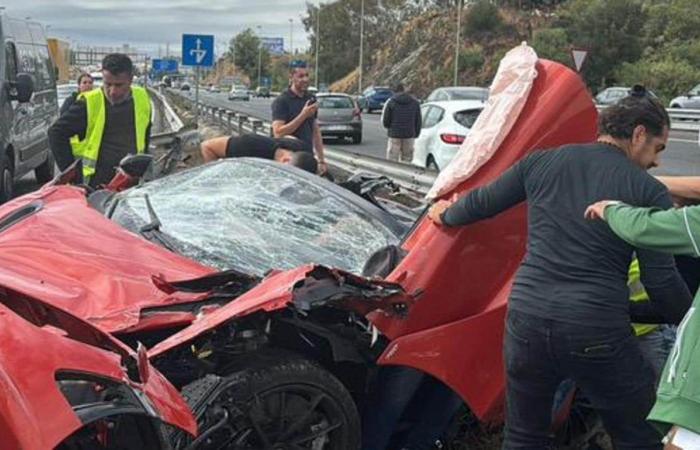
56, 372, 157, 421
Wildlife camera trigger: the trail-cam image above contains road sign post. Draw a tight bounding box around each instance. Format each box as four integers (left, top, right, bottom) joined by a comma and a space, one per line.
182, 34, 214, 127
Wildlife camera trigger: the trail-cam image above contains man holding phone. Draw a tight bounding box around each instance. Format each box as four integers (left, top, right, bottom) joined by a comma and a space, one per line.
271, 60, 327, 174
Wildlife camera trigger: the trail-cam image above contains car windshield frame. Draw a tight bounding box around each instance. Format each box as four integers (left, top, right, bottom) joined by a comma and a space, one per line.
105, 159, 408, 276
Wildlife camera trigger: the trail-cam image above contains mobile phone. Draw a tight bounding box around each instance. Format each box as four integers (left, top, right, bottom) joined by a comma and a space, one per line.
308, 96, 317, 105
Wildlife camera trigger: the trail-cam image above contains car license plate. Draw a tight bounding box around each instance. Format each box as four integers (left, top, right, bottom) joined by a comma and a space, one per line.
324, 125, 349, 131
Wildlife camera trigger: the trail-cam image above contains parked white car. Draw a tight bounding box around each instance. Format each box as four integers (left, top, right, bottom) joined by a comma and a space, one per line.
425, 86, 489, 103
669, 83, 700, 109
412, 100, 484, 171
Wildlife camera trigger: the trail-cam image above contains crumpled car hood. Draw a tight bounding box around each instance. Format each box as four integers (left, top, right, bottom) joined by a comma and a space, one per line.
0, 287, 197, 449
0, 186, 214, 333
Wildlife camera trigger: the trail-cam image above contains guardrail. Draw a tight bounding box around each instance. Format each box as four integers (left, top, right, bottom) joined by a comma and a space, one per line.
165, 89, 437, 195
596, 105, 700, 132
148, 87, 186, 147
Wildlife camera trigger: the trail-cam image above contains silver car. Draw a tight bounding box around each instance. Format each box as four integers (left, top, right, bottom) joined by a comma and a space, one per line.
228, 85, 250, 101
669, 83, 700, 109
316, 93, 362, 144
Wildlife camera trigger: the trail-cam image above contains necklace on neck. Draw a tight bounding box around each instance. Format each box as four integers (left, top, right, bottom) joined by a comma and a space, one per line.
597, 139, 627, 154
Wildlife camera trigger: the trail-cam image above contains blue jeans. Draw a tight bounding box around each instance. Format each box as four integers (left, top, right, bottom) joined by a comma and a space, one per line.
503, 309, 662, 450
638, 326, 675, 382
361, 366, 463, 450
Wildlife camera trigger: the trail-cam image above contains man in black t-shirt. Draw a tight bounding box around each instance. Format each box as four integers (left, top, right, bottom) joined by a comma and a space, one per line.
200, 133, 317, 173
427, 88, 690, 449
271, 63, 327, 174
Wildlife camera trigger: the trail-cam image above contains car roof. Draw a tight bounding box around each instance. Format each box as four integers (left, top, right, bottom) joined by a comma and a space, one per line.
423, 100, 486, 111
317, 92, 352, 98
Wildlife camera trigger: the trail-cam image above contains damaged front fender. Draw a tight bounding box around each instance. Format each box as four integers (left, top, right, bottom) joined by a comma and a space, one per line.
148, 264, 413, 358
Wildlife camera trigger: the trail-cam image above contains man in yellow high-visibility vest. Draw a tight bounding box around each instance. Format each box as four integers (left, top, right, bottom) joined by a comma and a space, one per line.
49, 53, 151, 187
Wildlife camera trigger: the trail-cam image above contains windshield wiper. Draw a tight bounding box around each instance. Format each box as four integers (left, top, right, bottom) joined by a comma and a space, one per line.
138, 194, 179, 253
140, 194, 161, 233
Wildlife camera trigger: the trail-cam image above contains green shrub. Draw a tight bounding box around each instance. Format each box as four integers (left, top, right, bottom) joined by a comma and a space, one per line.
531, 28, 570, 66
464, 0, 504, 35
615, 56, 700, 104
459, 45, 485, 73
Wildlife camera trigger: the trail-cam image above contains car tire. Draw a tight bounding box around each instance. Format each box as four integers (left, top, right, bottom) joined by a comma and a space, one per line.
0, 152, 13, 204
670, 103, 681, 108
34, 150, 55, 184
427, 155, 440, 172
352, 132, 362, 144
175, 352, 361, 450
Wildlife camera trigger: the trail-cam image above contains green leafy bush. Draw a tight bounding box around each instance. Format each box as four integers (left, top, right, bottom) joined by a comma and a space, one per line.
464, 0, 504, 35
615, 56, 700, 104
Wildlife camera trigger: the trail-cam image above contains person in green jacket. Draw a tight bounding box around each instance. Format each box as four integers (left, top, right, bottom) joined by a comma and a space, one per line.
585, 200, 700, 448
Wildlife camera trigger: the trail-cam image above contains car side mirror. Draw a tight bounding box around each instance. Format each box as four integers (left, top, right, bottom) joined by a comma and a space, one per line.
119, 154, 153, 178
11, 73, 34, 103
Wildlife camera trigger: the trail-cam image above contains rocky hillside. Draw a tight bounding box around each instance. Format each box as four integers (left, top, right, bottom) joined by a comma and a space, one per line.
331, 5, 554, 97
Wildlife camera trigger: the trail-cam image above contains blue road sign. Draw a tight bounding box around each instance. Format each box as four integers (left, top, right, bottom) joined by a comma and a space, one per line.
152, 59, 178, 74
261, 37, 284, 55
182, 34, 214, 67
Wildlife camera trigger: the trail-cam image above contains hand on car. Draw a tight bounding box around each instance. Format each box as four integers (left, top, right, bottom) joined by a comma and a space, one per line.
317, 160, 328, 175
584, 200, 619, 221
428, 199, 454, 225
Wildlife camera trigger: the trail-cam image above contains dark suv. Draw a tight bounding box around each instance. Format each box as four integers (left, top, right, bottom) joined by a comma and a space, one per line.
357, 86, 393, 113
0, 14, 58, 202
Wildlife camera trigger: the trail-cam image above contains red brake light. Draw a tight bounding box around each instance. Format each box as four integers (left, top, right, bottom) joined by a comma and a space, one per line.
440, 133, 465, 145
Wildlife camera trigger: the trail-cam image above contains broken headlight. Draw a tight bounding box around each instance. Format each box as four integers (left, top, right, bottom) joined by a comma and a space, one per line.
56, 371, 157, 423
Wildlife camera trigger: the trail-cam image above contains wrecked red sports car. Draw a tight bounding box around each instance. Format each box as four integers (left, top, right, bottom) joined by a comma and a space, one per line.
0, 58, 597, 448
0, 283, 197, 449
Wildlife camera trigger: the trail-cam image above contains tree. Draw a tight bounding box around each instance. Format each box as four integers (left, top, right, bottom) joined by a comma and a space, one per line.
229, 29, 271, 85
558, 0, 646, 88
531, 28, 570, 66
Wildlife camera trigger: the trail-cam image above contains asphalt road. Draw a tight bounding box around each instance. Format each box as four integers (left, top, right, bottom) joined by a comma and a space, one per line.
178, 89, 389, 158
178, 89, 700, 176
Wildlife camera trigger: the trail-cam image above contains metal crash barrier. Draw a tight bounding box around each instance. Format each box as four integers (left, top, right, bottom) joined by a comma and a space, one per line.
161, 88, 438, 196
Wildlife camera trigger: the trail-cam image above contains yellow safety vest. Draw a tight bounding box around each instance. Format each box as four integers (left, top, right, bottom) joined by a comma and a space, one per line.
629, 258, 659, 336
71, 86, 151, 183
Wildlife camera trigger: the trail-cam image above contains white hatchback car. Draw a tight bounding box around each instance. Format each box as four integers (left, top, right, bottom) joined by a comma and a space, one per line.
412, 100, 484, 171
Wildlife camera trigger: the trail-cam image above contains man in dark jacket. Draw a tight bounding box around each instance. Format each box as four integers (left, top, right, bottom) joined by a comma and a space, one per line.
382, 83, 421, 162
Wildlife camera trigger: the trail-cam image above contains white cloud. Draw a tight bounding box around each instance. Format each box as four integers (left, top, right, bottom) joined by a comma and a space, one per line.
3, 0, 312, 54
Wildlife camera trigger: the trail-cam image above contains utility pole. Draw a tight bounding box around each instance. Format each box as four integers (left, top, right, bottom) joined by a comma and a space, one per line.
359, 0, 364, 93
454, 0, 462, 86
315, 2, 321, 88
289, 18, 294, 56
257, 26, 263, 88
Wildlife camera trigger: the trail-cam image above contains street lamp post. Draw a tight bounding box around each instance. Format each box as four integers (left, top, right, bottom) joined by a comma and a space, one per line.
289, 19, 294, 55
454, 0, 463, 86
257, 26, 263, 88
315, 2, 321, 88
358, 0, 364, 93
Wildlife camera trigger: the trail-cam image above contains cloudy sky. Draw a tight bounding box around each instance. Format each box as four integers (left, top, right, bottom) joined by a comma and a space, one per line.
4, 0, 313, 56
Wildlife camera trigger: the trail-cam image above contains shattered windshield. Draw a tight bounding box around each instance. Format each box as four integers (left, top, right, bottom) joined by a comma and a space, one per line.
110, 159, 399, 276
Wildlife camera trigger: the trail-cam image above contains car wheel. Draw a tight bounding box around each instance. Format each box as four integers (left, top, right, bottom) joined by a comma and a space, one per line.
427, 155, 440, 171
0, 152, 13, 204
352, 132, 362, 144
670, 103, 681, 108
173, 352, 360, 450
34, 150, 55, 184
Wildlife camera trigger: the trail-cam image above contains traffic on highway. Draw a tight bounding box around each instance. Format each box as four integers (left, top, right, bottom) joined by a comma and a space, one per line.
2, 1, 700, 449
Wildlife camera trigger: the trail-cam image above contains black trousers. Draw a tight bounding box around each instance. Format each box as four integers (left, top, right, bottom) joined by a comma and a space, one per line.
502, 309, 663, 450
